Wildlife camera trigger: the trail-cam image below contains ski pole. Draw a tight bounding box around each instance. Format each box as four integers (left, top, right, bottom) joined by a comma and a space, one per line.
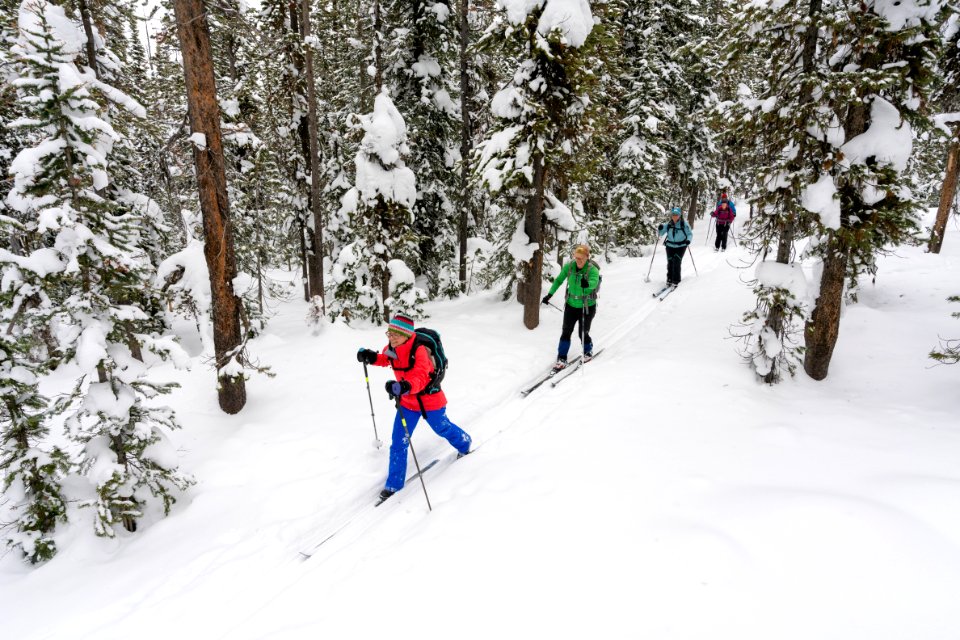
362, 362, 383, 449
644, 235, 661, 283
704, 217, 713, 245
686, 246, 699, 276
729, 220, 737, 248
580, 302, 586, 369
394, 396, 431, 511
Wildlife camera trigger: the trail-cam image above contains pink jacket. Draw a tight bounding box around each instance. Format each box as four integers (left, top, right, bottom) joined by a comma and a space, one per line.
712, 203, 735, 224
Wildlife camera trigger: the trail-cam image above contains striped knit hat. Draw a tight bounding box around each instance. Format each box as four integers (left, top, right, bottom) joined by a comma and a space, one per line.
387, 313, 415, 338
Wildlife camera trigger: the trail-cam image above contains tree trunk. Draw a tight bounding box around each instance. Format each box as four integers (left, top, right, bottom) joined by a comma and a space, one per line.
929, 136, 959, 254
289, 1, 322, 299
173, 0, 246, 414
301, 0, 325, 310
803, 233, 847, 380
373, 0, 384, 94
76, 0, 99, 78
687, 183, 699, 228
298, 216, 310, 301
458, 0, 472, 291
520, 155, 545, 330
803, 94, 867, 382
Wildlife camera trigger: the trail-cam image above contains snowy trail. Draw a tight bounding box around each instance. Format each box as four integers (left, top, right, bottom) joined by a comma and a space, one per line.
5, 225, 960, 640
285, 241, 733, 562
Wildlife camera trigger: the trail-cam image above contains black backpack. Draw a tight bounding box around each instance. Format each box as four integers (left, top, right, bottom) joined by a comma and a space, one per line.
589, 260, 603, 297
393, 328, 447, 395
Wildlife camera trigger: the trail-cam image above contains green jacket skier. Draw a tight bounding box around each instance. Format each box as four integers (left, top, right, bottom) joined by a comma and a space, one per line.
541, 244, 600, 369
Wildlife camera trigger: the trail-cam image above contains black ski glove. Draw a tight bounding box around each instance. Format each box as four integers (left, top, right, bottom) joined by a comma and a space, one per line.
385, 380, 411, 398
357, 348, 378, 364
580, 275, 589, 288
658, 223, 665, 233
541, 294, 552, 305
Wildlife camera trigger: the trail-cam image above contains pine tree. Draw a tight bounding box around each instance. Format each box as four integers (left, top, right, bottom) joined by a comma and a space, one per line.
386, 0, 462, 298
330, 91, 424, 323
803, 0, 948, 380
474, 0, 602, 329
662, 0, 720, 221
1, 0, 23, 223
5, 0, 193, 539
722, 0, 828, 382
0, 283, 69, 563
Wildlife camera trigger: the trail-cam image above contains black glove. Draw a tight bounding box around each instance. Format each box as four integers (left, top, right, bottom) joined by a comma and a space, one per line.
658, 223, 665, 233
385, 380, 412, 398
541, 294, 552, 305
357, 348, 378, 364
580, 275, 589, 288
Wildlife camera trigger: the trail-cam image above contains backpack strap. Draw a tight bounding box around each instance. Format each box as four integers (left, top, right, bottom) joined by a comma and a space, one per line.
565, 262, 599, 303
391, 339, 442, 396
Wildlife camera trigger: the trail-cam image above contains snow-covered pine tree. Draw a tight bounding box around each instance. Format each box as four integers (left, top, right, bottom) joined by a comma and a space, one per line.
6, 0, 193, 538
385, 0, 462, 298
539, 0, 617, 261
330, 90, 424, 323
607, 0, 671, 252
1, 0, 24, 219
660, 0, 719, 222
0, 282, 69, 563
474, 0, 600, 329
803, 0, 949, 380
721, 0, 829, 383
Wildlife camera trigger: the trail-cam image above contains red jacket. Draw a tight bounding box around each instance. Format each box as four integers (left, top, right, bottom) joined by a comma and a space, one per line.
374, 337, 447, 412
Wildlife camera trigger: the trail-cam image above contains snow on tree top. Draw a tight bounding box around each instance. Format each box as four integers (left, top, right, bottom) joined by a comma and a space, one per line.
355, 92, 416, 207
17, 0, 85, 58
869, 0, 947, 31
840, 96, 912, 173
498, 0, 595, 48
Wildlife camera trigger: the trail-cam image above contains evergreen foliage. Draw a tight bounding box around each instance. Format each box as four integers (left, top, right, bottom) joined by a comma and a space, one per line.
329, 91, 424, 323
4, 0, 192, 545
929, 295, 960, 364
474, 0, 604, 294
385, 0, 462, 298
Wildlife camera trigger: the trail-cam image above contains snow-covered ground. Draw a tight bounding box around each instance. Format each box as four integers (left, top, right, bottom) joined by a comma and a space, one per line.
2, 217, 959, 640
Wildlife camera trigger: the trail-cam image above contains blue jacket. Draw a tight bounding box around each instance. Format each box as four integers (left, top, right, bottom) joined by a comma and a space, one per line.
658, 218, 692, 247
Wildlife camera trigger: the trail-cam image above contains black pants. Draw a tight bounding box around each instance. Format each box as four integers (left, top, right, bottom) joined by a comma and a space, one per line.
715, 222, 731, 250
559, 302, 596, 357
665, 245, 687, 284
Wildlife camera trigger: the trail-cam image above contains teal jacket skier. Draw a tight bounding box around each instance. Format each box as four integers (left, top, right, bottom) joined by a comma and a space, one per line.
541, 244, 601, 368
658, 207, 692, 285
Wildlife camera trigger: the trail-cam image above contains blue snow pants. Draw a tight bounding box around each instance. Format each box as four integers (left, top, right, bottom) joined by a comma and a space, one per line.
385, 406, 472, 492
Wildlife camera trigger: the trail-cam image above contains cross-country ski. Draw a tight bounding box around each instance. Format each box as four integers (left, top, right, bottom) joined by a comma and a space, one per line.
550, 349, 605, 387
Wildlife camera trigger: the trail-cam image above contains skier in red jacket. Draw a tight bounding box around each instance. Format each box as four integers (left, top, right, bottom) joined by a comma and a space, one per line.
357, 313, 471, 501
